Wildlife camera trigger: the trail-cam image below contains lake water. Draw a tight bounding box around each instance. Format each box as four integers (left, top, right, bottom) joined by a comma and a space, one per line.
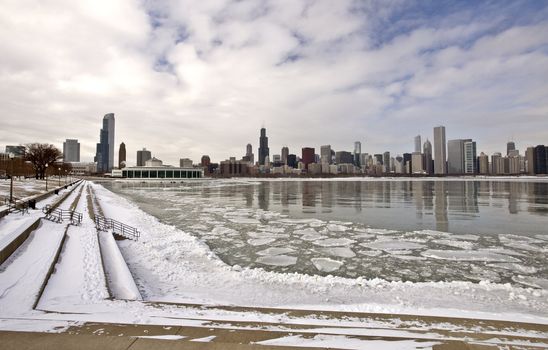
102, 179, 548, 288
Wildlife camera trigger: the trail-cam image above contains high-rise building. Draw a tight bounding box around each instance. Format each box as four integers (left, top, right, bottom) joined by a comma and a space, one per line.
414, 135, 421, 153
301, 147, 315, 170
412, 152, 424, 173
63, 139, 80, 162
478, 152, 489, 174
94, 113, 115, 173
281, 146, 289, 165
447, 139, 465, 174
526, 147, 536, 175
374, 154, 383, 165
336, 151, 354, 164
463, 140, 477, 174
118, 142, 126, 169
320, 145, 332, 164
433, 126, 446, 174
354, 141, 361, 167
423, 139, 433, 175
258, 128, 269, 166
137, 148, 152, 166
534, 145, 547, 174
383, 151, 390, 173
507, 141, 516, 156
491, 152, 503, 174
246, 143, 254, 164
201, 155, 211, 174
403, 153, 412, 174
287, 154, 297, 168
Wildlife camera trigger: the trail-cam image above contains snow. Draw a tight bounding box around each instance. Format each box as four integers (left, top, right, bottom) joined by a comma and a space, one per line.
190, 335, 216, 342
420, 249, 521, 262
318, 247, 356, 258
99, 231, 142, 300
256, 255, 298, 266
311, 258, 344, 272
312, 238, 356, 247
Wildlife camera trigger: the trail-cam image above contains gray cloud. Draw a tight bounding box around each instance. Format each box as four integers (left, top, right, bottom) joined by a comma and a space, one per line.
1, 0, 547, 166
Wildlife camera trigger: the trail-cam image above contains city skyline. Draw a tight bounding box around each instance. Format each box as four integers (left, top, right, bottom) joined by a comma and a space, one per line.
0, 1, 547, 164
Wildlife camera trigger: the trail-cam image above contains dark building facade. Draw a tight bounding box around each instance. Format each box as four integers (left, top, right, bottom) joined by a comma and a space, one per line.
403, 153, 412, 174
118, 142, 126, 169
336, 151, 354, 164
94, 113, 115, 173
534, 145, 547, 174
287, 154, 297, 168
258, 128, 269, 165
301, 147, 315, 169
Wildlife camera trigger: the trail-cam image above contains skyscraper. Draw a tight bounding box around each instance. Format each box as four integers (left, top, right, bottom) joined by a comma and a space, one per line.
433, 126, 446, 175
94, 113, 115, 173
414, 135, 422, 153
301, 147, 315, 170
258, 128, 269, 166
281, 146, 289, 165
354, 141, 361, 167
320, 145, 332, 164
246, 144, 254, 164
383, 151, 390, 173
63, 139, 80, 162
534, 145, 547, 174
463, 140, 477, 174
137, 148, 152, 166
118, 142, 126, 169
507, 141, 516, 156
478, 152, 489, 174
447, 139, 465, 174
423, 139, 433, 175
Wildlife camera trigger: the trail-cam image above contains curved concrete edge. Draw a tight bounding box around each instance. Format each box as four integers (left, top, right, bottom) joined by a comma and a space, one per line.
33, 222, 69, 309
0, 218, 41, 265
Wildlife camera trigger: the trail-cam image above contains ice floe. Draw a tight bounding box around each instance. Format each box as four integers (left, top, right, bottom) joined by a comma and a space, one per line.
311, 258, 344, 272
256, 255, 297, 266
421, 250, 520, 262
318, 247, 356, 258
312, 238, 356, 247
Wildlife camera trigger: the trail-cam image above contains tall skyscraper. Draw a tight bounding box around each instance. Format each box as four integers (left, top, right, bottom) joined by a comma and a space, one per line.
246, 143, 254, 164
281, 146, 289, 165
137, 148, 152, 166
447, 139, 465, 174
320, 145, 332, 164
463, 140, 477, 174
414, 135, 422, 153
534, 145, 547, 174
526, 147, 536, 175
423, 139, 433, 175
433, 126, 446, 175
507, 141, 516, 156
478, 152, 489, 174
63, 139, 80, 162
258, 128, 269, 166
383, 151, 390, 173
301, 147, 315, 170
354, 141, 361, 167
94, 113, 115, 173
118, 142, 126, 169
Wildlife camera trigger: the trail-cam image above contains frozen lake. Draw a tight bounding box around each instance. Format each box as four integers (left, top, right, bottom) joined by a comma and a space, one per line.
102, 178, 548, 287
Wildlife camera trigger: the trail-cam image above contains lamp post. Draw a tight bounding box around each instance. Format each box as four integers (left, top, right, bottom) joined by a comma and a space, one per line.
65, 170, 68, 185
58, 167, 61, 186
9, 153, 14, 203
45, 164, 48, 191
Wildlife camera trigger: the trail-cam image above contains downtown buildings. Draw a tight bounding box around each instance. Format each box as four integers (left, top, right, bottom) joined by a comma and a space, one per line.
94, 113, 115, 173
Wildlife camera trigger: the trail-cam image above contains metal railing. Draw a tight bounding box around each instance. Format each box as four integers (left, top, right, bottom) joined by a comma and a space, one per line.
3, 197, 30, 215
42, 204, 82, 225
95, 215, 140, 241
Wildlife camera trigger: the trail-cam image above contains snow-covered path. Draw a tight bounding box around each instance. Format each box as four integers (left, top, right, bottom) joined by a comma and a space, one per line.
38, 182, 109, 309
0, 220, 65, 315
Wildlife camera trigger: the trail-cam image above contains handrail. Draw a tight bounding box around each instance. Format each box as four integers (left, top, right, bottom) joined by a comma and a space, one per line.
42, 205, 82, 225
94, 215, 140, 241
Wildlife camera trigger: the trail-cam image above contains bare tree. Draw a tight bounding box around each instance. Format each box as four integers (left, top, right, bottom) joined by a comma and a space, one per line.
25, 143, 63, 179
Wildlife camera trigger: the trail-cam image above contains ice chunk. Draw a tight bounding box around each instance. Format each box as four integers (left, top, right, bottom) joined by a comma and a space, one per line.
318, 247, 356, 258
450, 234, 480, 241
313, 238, 356, 247
256, 255, 297, 266
358, 250, 382, 257
361, 240, 424, 251
211, 226, 238, 236
421, 249, 520, 262
311, 258, 344, 272
432, 239, 475, 250
489, 263, 538, 274
392, 255, 426, 261
247, 238, 276, 246
326, 224, 349, 232
229, 217, 261, 224
512, 276, 548, 289
364, 228, 398, 235
293, 228, 318, 235
256, 247, 294, 256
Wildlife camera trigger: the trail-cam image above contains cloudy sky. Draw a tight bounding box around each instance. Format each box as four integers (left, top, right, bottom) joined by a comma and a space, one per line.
1, 0, 547, 165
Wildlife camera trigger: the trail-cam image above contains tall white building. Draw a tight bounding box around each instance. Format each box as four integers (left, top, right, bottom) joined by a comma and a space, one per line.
433, 126, 446, 174
63, 139, 80, 162
320, 145, 332, 164
414, 135, 422, 153
463, 140, 477, 174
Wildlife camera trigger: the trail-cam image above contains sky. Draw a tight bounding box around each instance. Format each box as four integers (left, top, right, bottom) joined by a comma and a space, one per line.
1, 0, 547, 166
